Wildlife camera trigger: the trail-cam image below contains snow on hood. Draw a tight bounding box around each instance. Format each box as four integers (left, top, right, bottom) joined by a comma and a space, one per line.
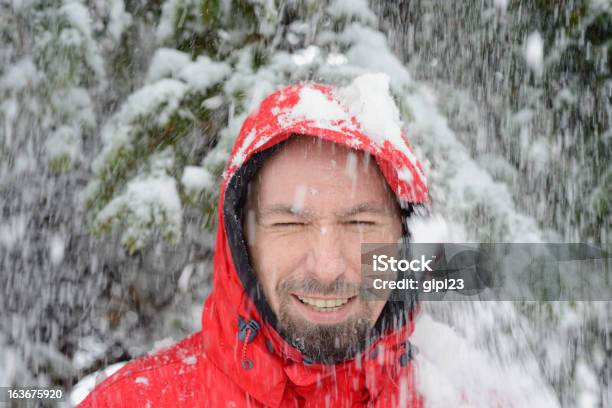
224, 72, 429, 205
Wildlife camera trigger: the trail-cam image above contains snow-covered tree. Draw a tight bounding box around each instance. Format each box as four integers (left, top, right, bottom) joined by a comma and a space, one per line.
0, 0, 107, 389
0, 0, 609, 405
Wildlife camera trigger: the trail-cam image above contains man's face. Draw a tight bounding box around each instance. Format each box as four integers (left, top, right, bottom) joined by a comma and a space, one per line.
244, 137, 403, 362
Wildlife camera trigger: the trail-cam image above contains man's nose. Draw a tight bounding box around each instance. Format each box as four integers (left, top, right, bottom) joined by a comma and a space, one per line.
305, 225, 348, 284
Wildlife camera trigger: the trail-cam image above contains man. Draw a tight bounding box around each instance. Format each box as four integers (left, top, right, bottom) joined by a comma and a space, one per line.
79, 74, 429, 407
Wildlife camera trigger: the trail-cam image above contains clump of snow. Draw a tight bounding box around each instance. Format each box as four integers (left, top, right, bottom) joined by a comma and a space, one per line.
182, 355, 197, 365
202, 95, 224, 110
109, 79, 187, 132
0, 215, 26, 250
178, 55, 231, 92
326, 53, 348, 66
48, 234, 65, 266
589, 0, 612, 12
528, 139, 550, 175
338, 73, 401, 146
291, 86, 347, 124
575, 361, 600, 407
292, 45, 320, 66
70, 362, 127, 406
524, 31, 544, 76
156, 0, 179, 41
0, 58, 41, 92
146, 48, 191, 83
181, 166, 214, 193
107, 0, 132, 42
250, 0, 278, 38
51, 87, 96, 129
135, 376, 149, 385
408, 215, 467, 243
327, 0, 377, 25
73, 337, 108, 371
45, 125, 80, 162
60, 1, 105, 79
0, 335, 26, 387
337, 73, 424, 182
60, 2, 93, 39
178, 264, 194, 293
149, 337, 176, 355
493, 0, 509, 11
96, 174, 182, 247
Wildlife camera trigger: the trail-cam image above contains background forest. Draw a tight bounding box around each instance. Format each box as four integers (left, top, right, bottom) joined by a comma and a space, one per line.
0, 0, 610, 406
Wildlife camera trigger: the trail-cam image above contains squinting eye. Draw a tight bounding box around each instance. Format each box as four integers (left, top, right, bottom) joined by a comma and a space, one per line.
273, 222, 305, 227
346, 220, 376, 226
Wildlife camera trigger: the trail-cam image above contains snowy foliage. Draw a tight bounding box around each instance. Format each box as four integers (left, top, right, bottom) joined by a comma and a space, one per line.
94, 148, 183, 250
1, 0, 610, 406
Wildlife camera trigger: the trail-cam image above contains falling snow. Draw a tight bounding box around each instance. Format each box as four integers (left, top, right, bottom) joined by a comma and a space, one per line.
1, 0, 609, 407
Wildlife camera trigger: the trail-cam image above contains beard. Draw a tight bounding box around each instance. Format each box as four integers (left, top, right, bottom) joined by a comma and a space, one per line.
274, 276, 375, 364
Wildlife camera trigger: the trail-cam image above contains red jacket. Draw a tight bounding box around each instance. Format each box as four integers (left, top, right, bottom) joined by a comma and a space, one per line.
79, 81, 429, 407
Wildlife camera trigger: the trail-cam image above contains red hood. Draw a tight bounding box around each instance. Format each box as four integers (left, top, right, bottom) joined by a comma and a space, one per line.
201, 81, 429, 405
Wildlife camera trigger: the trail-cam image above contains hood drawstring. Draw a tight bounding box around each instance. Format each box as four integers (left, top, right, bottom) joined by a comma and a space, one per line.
238, 317, 261, 369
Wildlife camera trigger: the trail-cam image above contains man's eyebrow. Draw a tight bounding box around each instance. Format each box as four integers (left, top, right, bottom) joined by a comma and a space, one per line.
337, 202, 391, 217
257, 202, 393, 218
258, 204, 315, 218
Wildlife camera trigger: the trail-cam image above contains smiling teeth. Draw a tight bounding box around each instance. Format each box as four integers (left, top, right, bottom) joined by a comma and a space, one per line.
297, 296, 350, 310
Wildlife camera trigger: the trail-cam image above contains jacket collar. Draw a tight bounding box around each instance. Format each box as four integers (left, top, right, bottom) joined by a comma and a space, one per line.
201, 280, 415, 407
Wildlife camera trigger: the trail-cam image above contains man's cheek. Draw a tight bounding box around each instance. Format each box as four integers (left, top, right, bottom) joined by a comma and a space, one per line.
264, 264, 290, 312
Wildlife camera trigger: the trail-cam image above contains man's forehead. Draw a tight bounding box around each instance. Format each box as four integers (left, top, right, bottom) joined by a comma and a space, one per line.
268, 136, 369, 163
244, 135, 399, 213
253, 137, 384, 183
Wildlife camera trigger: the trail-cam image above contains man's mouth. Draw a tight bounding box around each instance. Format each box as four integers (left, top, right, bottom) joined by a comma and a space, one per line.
296, 296, 349, 311
293, 295, 356, 313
